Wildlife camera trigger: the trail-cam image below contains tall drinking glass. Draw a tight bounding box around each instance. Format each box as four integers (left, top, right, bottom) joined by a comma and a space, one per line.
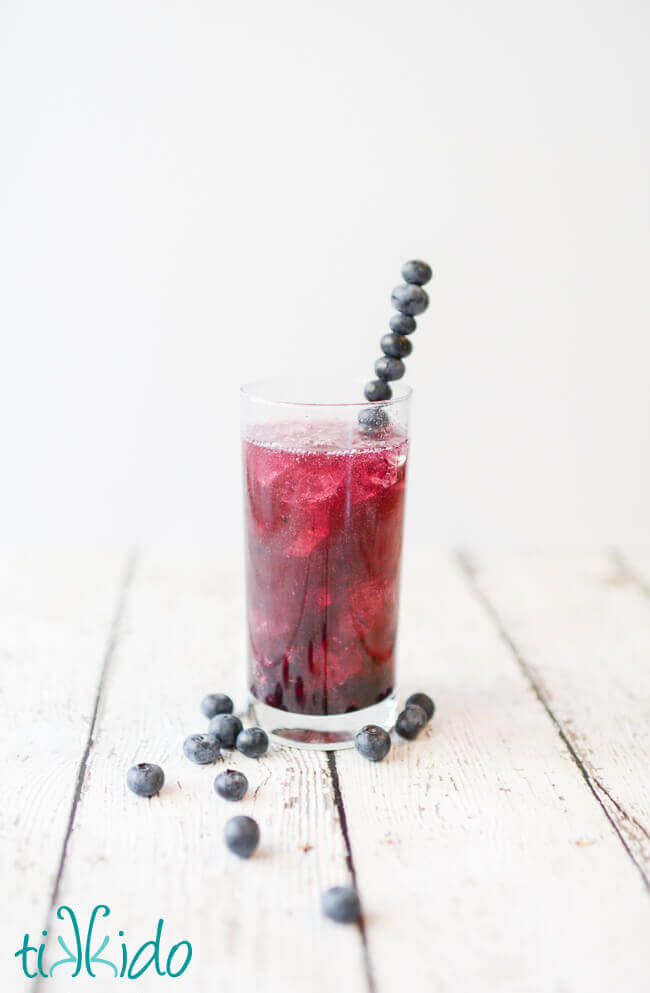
241, 378, 411, 748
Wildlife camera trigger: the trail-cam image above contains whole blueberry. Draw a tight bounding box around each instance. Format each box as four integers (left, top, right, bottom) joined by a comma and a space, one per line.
390, 313, 416, 334
354, 725, 391, 762
322, 886, 361, 924
201, 693, 234, 719
381, 332, 412, 359
214, 769, 248, 801
401, 259, 433, 286
225, 815, 260, 858
209, 713, 243, 748
126, 763, 165, 797
236, 726, 269, 758
405, 692, 435, 722
358, 406, 389, 434
183, 733, 221, 764
391, 283, 429, 316
364, 379, 392, 403
395, 704, 428, 741
374, 356, 405, 382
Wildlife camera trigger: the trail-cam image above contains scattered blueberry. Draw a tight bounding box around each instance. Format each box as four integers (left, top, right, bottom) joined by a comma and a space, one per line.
389, 313, 416, 334
126, 763, 165, 797
201, 693, 234, 719
225, 815, 260, 858
354, 725, 391, 762
322, 886, 361, 924
209, 713, 243, 748
236, 726, 269, 758
214, 769, 248, 801
401, 259, 433, 286
374, 356, 405, 382
391, 283, 429, 316
381, 332, 412, 359
405, 692, 435, 722
183, 733, 221, 764
364, 379, 392, 402
358, 406, 389, 434
395, 704, 428, 741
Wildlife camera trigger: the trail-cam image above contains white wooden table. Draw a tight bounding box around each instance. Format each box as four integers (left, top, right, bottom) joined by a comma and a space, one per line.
2, 549, 649, 992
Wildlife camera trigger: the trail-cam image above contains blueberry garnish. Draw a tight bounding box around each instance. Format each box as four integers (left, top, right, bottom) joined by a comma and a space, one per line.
389, 313, 416, 334
209, 713, 243, 748
391, 283, 429, 316
225, 815, 260, 858
201, 693, 234, 719
322, 887, 361, 924
358, 406, 389, 434
126, 763, 165, 797
400, 259, 433, 285
405, 692, 435, 722
381, 332, 412, 359
364, 379, 392, 403
236, 726, 269, 758
214, 769, 248, 801
395, 704, 427, 740
354, 724, 391, 762
183, 733, 221, 764
374, 356, 405, 382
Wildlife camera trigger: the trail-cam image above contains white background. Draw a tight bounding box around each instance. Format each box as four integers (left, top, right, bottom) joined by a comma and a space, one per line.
1, 0, 649, 552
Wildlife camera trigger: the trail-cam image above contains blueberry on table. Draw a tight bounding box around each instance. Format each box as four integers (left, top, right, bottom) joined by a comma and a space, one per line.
374, 356, 405, 382
236, 726, 269, 758
225, 815, 260, 858
405, 692, 435, 722
391, 283, 429, 316
364, 379, 392, 403
209, 713, 243, 748
183, 733, 221, 764
354, 725, 391, 762
395, 704, 428, 741
126, 763, 165, 797
214, 769, 248, 801
400, 259, 433, 286
201, 693, 234, 719
381, 332, 412, 359
389, 313, 416, 334
358, 406, 389, 434
322, 886, 361, 924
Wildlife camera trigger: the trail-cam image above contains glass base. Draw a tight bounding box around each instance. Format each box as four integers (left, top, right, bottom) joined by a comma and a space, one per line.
248, 692, 397, 751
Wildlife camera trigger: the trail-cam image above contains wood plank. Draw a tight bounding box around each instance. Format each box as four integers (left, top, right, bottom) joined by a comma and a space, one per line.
45, 549, 367, 992
334, 555, 650, 993
0, 548, 130, 991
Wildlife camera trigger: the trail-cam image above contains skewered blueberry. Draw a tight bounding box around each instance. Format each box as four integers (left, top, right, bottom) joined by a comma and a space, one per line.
405, 692, 435, 722
375, 356, 405, 382
401, 260, 433, 285
391, 283, 429, 316
390, 313, 416, 334
201, 693, 234, 719
214, 769, 248, 801
236, 726, 269, 758
209, 713, 243, 748
322, 887, 361, 924
395, 704, 427, 740
364, 379, 392, 403
358, 406, 389, 434
381, 333, 412, 359
126, 763, 165, 797
354, 725, 391, 762
225, 815, 260, 858
183, 733, 221, 764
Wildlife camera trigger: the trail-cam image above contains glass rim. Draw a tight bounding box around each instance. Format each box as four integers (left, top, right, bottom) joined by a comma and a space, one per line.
240, 376, 412, 410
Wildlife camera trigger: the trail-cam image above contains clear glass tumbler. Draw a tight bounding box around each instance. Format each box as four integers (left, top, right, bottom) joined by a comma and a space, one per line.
241, 377, 411, 749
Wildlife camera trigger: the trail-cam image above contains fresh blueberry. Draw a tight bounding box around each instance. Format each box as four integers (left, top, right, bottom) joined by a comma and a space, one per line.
405, 692, 435, 722
201, 693, 234, 719
401, 259, 433, 286
214, 769, 248, 801
391, 283, 429, 316
183, 733, 221, 764
126, 762, 165, 797
395, 704, 428, 741
225, 815, 260, 858
390, 313, 416, 334
364, 379, 392, 403
322, 886, 361, 924
354, 725, 391, 762
209, 714, 243, 748
358, 406, 389, 434
236, 726, 269, 758
374, 356, 405, 382
381, 332, 412, 359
